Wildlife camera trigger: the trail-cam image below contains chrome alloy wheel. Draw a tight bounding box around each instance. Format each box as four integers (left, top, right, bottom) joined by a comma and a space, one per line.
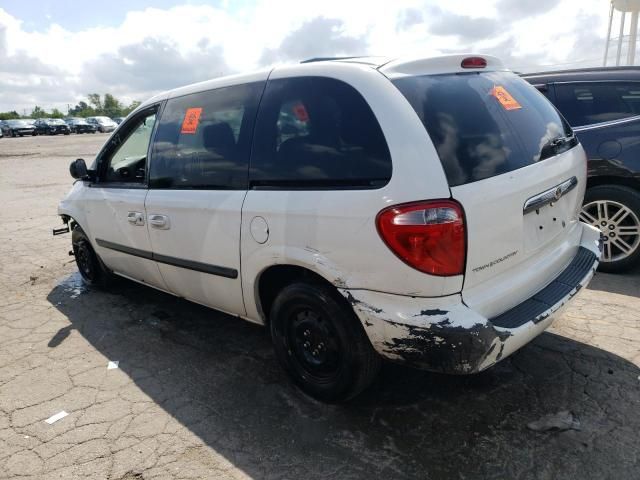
580, 200, 640, 263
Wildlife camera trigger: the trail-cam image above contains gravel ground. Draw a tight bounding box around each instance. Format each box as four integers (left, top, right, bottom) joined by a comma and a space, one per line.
0, 134, 639, 480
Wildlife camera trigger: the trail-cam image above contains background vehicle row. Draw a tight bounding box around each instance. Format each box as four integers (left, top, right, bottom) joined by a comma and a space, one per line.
0, 116, 121, 138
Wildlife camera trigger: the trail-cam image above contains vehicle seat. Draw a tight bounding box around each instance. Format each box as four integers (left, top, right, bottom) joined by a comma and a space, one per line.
185, 122, 237, 183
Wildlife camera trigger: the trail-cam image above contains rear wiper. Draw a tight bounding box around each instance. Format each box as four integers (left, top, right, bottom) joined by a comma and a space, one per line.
539, 134, 577, 161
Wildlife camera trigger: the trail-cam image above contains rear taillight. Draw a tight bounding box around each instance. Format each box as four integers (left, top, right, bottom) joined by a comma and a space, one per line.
461, 56, 486, 69
376, 200, 466, 276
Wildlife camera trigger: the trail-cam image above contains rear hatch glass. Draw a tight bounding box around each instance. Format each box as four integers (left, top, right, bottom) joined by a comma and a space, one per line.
392, 71, 577, 186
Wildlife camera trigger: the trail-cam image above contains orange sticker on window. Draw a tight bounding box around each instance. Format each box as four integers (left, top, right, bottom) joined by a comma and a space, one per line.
292, 102, 309, 122
181, 107, 203, 134
491, 86, 522, 110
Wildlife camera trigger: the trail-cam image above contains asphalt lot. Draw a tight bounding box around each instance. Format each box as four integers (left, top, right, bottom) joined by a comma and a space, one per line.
0, 133, 639, 480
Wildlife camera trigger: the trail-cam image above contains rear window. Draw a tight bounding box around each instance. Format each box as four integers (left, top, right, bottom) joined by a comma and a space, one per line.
554, 81, 640, 126
393, 71, 574, 187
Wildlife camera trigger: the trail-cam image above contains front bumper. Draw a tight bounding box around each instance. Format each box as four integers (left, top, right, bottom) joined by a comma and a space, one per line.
341, 223, 601, 374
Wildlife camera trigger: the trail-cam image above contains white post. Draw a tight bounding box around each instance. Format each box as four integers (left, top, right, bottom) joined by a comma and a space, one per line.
628, 11, 639, 64
604, 2, 614, 65
617, 10, 627, 66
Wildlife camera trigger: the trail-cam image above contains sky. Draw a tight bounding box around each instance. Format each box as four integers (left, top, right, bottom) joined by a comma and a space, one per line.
0, 0, 623, 114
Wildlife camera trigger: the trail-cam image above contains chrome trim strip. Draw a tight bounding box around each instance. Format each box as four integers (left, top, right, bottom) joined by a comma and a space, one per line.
572, 114, 640, 132
523, 176, 578, 214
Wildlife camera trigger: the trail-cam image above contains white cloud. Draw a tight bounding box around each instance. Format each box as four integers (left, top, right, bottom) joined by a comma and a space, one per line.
0, 0, 613, 113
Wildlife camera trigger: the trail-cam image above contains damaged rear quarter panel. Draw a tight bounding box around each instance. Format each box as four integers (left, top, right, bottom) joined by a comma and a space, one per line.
340, 288, 512, 374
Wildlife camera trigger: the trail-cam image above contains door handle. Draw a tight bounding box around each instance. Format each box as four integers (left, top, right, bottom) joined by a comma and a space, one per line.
148, 214, 170, 230
127, 211, 145, 226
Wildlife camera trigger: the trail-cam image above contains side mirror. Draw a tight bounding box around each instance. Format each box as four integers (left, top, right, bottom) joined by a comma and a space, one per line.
69, 158, 88, 179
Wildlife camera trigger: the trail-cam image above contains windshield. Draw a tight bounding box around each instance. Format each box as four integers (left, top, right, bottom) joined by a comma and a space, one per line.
392, 71, 575, 186
7, 120, 28, 127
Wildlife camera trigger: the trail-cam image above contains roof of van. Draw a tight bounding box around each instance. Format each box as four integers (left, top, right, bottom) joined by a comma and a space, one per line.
141, 54, 506, 108
300, 56, 392, 66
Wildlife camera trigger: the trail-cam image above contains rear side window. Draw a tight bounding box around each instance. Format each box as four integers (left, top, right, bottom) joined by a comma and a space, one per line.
150, 82, 264, 189
554, 82, 640, 126
250, 76, 392, 188
393, 71, 574, 187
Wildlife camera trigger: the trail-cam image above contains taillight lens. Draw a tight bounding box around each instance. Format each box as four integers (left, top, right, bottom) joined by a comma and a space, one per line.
376, 200, 466, 276
461, 56, 486, 69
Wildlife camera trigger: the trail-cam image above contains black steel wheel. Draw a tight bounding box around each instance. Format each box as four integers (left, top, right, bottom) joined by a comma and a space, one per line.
270, 282, 380, 402
72, 225, 114, 287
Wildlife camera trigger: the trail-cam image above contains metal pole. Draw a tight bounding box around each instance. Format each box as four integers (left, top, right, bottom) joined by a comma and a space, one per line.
604, 1, 614, 66
617, 10, 627, 66
628, 11, 639, 65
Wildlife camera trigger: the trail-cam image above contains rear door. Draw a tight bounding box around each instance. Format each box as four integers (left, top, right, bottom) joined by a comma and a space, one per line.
144, 82, 264, 316
392, 70, 587, 317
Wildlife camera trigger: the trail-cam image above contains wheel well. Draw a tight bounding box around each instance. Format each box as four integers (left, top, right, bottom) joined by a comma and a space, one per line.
257, 265, 337, 323
587, 175, 640, 192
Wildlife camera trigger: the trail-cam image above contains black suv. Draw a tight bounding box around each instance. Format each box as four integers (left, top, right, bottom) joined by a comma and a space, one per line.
523, 67, 640, 272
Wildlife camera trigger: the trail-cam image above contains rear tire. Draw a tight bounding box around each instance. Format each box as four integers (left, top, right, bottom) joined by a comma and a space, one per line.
582, 185, 640, 273
270, 282, 380, 402
72, 225, 114, 287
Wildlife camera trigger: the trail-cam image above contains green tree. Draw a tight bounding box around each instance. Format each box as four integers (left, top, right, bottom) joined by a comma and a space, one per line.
103, 93, 123, 118
0, 111, 20, 120
87, 93, 102, 113
49, 108, 65, 119
123, 100, 141, 116
65, 94, 140, 119
30, 106, 46, 119
69, 101, 94, 117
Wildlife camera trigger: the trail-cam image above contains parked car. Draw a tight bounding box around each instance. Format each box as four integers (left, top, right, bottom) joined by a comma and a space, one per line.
58, 55, 601, 402
34, 118, 71, 135
0, 119, 36, 137
113, 117, 125, 124
86, 116, 117, 133
0, 127, 3, 138
65, 117, 97, 134
523, 67, 640, 272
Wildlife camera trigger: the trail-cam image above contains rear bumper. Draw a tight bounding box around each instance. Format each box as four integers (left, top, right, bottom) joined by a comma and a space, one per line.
341, 223, 601, 374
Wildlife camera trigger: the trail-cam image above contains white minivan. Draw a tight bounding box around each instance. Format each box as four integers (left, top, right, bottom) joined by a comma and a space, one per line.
58, 55, 602, 402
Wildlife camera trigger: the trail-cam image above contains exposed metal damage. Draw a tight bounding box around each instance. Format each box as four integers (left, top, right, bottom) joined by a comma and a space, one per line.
381, 317, 512, 374
339, 242, 599, 375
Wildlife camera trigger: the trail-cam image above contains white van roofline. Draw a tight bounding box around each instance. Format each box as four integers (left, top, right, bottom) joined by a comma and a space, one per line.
137, 54, 506, 110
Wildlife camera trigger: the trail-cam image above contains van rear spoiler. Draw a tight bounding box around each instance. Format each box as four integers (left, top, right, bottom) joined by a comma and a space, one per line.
379, 54, 506, 78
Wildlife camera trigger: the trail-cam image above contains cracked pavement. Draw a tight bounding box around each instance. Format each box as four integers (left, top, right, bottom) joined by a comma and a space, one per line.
0, 134, 639, 479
